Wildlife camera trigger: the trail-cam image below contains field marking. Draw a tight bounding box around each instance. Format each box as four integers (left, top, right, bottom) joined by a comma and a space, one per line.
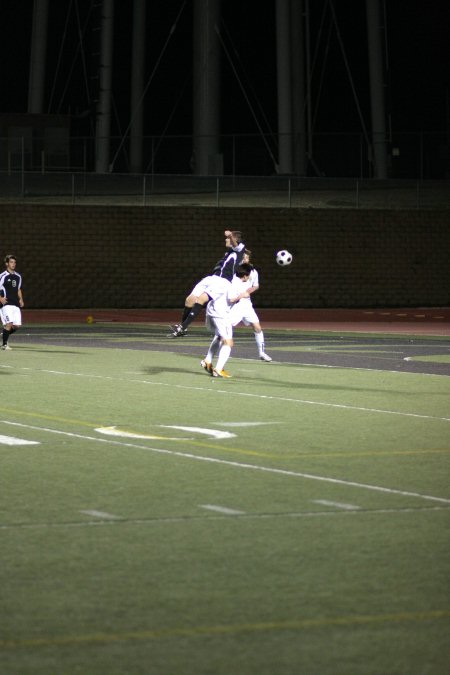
312, 500, 361, 510
159, 425, 236, 439
1, 609, 448, 649
96, 425, 236, 440
1, 505, 449, 532
200, 504, 245, 515
96, 426, 192, 441
248, 360, 450, 378
79, 510, 122, 520
0, 413, 446, 459
216, 422, 278, 427
0, 434, 40, 446
1, 363, 449, 421
3, 420, 450, 505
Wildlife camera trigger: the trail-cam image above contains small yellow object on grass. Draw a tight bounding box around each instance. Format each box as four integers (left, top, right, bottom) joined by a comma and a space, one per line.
86, 315, 94, 324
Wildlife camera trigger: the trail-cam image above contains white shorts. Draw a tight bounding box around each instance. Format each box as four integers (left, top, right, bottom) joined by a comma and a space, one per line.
206, 314, 233, 340
0, 305, 22, 327
189, 275, 230, 302
202, 275, 231, 302
190, 275, 214, 297
229, 300, 259, 327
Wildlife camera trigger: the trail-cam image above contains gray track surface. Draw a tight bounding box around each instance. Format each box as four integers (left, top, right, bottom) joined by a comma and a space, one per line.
15, 325, 450, 377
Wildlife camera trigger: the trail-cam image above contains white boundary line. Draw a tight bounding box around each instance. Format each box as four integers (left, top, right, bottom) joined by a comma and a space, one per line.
79, 510, 122, 520
3, 420, 450, 505
200, 504, 245, 515
312, 499, 361, 510
1, 364, 449, 421
0, 505, 448, 532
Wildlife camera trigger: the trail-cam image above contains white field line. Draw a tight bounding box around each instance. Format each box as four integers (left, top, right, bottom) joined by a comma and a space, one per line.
0, 434, 40, 446
3, 420, 450, 505
79, 510, 122, 520
312, 499, 361, 510
1, 364, 449, 422
44, 377, 450, 422
200, 504, 245, 515
239, 358, 450, 378
1, 505, 449, 532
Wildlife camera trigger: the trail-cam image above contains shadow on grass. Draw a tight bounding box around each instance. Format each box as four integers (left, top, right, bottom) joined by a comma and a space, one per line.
13, 346, 88, 354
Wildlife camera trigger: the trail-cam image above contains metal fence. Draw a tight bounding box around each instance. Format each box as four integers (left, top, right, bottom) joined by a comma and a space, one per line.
1, 131, 449, 180
1, 170, 449, 209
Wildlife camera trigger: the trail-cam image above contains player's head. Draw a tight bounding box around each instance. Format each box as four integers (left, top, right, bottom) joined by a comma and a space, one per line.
4, 254, 16, 268
243, 249, 252, 263
236, 262, 253, 279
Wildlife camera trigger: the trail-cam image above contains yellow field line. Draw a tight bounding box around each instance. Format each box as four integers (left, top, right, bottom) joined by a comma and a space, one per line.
0, 406, 448, 459
0, 406, 95, 429
1, 610, 449, 649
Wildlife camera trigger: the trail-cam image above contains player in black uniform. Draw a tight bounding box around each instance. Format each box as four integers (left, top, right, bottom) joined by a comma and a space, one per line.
169, 230, 245, 337
0, 254, 24, 350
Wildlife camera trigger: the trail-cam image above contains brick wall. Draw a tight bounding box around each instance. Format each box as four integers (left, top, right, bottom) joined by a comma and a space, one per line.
1, 204, 449, 308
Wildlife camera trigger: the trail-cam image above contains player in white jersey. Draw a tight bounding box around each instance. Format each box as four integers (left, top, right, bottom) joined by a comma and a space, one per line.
228, 250, 272, 362
201, 263, 252, 378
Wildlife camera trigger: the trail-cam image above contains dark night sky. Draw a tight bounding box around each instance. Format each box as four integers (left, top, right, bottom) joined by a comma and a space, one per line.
1, 0, 449, 137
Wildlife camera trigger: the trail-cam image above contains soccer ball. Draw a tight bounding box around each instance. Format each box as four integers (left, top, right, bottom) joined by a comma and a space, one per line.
276, 250, 293, 266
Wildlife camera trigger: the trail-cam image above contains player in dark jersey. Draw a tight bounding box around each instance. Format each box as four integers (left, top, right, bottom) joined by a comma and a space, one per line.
169, 230, 245, 338
0, 254, 24, 350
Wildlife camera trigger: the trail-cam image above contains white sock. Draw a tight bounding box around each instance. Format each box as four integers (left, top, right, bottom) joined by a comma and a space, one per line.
215, 344, 231, 372
255, 331, 265, 354
206, 335, 220, 362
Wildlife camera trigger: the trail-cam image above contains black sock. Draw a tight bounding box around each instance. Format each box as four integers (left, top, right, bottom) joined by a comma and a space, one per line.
181, 302, 205, 330
2, 328, 10, 345
181, 306, 191, 322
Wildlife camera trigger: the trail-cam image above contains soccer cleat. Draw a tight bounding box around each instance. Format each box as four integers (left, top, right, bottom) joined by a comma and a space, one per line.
1, 344, 12, 350
260, 352, 272, 362
201, 359, 213, 374
212, 368, 232, 378
168, 324, 187, 338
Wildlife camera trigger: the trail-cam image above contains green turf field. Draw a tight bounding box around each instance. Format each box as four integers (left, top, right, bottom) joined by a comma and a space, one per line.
1, 327, 449, 674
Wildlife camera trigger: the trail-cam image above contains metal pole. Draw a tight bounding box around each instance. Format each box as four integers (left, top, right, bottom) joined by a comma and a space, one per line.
275, 0, 293, 174
21, 137, 25, 197
28, 0, 49, 113
305, 0, 313, 169
193, 0, 221, 175
130, 0, 146, 173
365, 0, 388, 178
95, 0, 115, 173
291, 0, 307, 176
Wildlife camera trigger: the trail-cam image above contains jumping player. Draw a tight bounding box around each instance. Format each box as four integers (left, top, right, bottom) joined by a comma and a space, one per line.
169, 229, 245, 337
